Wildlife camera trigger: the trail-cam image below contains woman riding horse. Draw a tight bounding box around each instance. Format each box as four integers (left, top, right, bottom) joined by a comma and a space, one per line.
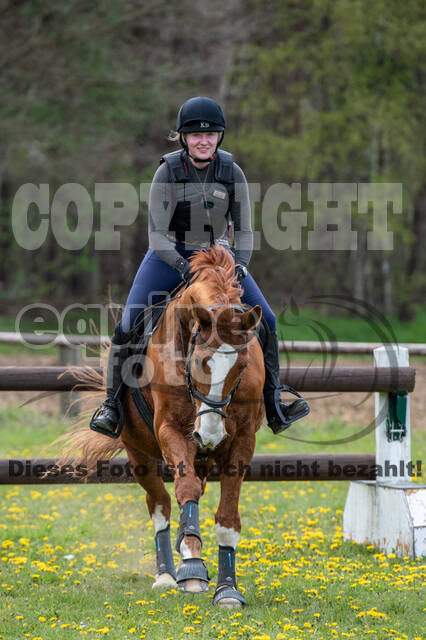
90, 96, 309, 438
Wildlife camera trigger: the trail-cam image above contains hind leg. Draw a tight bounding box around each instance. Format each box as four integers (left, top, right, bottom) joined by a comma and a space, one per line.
124, 443, 177, 590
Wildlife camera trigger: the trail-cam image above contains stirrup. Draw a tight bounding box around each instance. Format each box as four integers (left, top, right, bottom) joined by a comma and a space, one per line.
89, 401, 124, 439
268, 385, 310, 434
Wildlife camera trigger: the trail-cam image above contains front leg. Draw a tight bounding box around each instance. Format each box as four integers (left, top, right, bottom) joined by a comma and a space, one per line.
157, 420, 210, 593
214, 434, 255, 607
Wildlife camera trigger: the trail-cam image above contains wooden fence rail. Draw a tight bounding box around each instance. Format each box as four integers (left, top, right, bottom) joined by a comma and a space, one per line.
0, 365, 415, 393
0, 454, 377, 484
1, 331, 425, 355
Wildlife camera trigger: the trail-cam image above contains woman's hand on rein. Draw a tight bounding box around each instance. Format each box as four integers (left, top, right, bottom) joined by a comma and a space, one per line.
175, 256, 193, 283
235, 264, 248, 283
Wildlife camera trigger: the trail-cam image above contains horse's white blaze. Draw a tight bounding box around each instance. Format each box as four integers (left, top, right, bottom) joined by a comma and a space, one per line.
152, 504, 169, 533
215, 523, 240, 549
197, 343, 237, 449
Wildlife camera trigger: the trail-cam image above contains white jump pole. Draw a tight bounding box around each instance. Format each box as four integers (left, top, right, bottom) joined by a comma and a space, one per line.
343, 346, 426, 557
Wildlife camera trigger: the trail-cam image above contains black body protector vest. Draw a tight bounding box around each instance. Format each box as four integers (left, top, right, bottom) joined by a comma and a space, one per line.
160, 149, 234, 246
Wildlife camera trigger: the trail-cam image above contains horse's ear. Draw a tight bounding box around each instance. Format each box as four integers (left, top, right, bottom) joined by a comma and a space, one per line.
189, 296, 212, 328
240, 305, 262, 331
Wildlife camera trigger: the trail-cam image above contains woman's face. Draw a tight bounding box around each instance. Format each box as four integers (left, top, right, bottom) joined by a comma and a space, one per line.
184, 132, 219, 161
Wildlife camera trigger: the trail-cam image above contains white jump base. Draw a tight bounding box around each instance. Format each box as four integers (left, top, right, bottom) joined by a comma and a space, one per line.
344, 481, 426, 558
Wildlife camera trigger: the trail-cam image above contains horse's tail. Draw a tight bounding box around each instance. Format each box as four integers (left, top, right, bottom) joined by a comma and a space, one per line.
47, 357, 125, 478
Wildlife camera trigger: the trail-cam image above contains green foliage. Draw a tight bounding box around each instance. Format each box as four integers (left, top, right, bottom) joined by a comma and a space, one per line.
0, 0, 424, 320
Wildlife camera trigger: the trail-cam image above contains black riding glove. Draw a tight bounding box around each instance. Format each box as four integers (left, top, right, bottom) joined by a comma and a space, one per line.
175, 256, 192, 283
235, 264, 248, 283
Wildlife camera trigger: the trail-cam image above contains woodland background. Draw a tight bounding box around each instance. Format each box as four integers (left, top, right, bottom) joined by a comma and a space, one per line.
0, 0, 424, 324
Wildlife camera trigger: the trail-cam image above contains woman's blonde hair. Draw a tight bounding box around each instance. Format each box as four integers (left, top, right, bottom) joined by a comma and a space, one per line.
167, 130, 180, 142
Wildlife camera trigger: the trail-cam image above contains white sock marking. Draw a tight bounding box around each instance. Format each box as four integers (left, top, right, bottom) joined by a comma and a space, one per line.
152, 504, 169, 533
215, 523, 240, 549
179, 539, 193, 559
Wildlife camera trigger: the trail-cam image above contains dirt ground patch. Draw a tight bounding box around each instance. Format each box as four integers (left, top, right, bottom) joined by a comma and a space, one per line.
0, 352, 424, 431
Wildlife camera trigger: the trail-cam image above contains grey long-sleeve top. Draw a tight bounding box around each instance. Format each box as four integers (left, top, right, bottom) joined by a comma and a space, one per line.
148, 153, 253, 267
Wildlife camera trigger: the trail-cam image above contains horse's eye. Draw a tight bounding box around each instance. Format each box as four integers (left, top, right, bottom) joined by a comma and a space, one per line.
194, 356, 202, 368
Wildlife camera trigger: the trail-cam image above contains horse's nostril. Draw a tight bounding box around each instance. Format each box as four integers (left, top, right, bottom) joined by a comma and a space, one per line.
193, 431, 202, 445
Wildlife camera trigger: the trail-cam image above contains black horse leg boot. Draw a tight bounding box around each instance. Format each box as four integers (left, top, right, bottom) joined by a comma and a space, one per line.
90, 323, 132, 438
262, 321, 310, 434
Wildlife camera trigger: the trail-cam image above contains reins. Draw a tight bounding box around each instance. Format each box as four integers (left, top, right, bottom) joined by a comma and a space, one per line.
177, 303, 249, 420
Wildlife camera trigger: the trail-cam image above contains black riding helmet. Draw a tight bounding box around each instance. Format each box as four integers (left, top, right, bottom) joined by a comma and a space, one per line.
176, 97, 226, 159
177, 96, 225, 132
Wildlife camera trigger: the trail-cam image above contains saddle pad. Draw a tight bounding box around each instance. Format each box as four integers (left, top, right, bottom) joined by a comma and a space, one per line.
123, 302, 168, 435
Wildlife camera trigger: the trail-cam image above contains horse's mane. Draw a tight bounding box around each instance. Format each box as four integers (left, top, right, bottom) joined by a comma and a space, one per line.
186, 245, 241, 307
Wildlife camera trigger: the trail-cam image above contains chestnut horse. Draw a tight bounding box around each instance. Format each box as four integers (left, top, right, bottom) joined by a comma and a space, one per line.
62, 246, 265, 607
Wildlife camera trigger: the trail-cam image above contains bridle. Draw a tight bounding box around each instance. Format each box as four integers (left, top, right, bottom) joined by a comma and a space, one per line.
177, 305, 249, 420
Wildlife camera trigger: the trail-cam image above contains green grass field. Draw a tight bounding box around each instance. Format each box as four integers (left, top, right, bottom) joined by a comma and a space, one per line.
275, 306, 426, 344
0, 403, 424, 640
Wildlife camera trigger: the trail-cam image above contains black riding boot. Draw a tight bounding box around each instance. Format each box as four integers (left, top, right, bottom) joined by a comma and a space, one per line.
89, 324, 132, 438
262, 323, 310, 434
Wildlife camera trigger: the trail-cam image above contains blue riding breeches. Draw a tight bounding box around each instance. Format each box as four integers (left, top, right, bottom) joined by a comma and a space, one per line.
120, 245, 276, 336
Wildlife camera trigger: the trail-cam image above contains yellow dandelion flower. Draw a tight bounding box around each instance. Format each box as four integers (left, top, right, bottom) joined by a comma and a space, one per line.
1, 540, 13, 549
183, 604, 198, 615
83, 554, 96, 564
366, 607, 387, 619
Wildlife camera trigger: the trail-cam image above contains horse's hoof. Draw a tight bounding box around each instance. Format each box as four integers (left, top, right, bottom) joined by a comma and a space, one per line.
176, 558, 210, 593
217, 597, 243, 608
213, 586, 246, 607
152, 572, 177, 590
178, 578, 209, 593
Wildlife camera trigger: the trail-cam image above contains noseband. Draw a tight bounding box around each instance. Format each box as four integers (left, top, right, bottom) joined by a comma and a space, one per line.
177, 305, 249, 420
